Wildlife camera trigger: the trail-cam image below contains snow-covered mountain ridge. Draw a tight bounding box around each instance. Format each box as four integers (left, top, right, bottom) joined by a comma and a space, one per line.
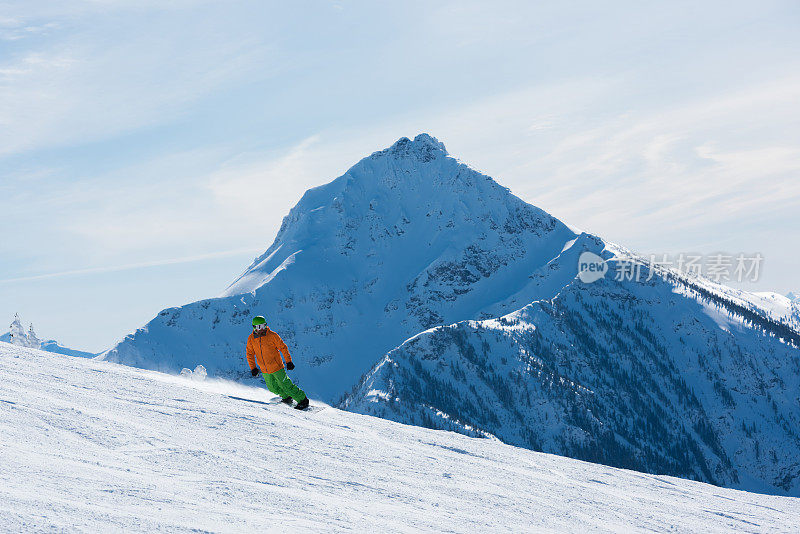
343, 269, 800, 495
101, 134, 800, 496
3, 342, 799, 532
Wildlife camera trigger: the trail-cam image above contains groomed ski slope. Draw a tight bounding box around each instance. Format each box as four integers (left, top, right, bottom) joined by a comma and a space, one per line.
1, 343, 798, 533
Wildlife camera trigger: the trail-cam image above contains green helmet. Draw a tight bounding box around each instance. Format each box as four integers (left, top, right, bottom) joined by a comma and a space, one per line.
252, 316, 266, 327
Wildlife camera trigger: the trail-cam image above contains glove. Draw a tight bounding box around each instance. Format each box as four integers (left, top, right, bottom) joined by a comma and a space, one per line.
285, 361, 295, 371
250, 368, 259, 377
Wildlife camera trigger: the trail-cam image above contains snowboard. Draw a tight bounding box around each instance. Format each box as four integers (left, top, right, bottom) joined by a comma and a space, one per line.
227, 395, 324, 413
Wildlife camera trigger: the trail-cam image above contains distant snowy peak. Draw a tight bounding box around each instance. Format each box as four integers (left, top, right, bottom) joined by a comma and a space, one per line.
39, 340, 96, 358
223, 133, 564, 297
788, 291, 800, 303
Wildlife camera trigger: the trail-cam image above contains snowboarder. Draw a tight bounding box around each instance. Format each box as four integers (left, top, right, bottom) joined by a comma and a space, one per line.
246, 316, 309, 410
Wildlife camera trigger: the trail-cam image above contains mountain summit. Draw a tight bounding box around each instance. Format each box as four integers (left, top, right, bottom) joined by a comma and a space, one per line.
383, 133, 449, 157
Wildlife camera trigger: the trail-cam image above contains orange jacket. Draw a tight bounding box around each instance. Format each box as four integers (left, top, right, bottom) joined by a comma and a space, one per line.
246, 328, 293, 374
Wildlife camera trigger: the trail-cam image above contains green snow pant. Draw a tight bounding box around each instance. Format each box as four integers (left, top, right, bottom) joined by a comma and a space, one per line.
262, 368, 306, 402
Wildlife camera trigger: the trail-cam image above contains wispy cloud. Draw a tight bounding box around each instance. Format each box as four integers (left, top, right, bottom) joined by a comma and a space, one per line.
206, 135, 324, 219
0, 247, 263, 284
0, 20, 58, 41
0, 3, 271, 156
521, 75, 800, 239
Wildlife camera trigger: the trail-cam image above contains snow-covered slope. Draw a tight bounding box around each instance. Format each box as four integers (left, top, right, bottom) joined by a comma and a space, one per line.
2, 342, 798, 532
752, 292, 800, 327
102, 135, 577, 400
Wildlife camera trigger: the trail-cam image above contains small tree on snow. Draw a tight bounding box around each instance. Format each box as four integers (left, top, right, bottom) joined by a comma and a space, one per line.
27, 323, 41, 349
9, 314, 29, 347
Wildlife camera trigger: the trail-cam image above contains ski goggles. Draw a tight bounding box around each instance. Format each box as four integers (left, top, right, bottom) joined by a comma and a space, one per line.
253, 324, 268, 332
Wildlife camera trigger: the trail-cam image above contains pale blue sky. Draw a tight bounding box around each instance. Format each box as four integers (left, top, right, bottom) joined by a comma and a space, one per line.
2, 1, 799, 351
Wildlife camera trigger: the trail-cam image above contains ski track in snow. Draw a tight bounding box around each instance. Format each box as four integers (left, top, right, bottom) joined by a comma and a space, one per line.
1, 342, 798, 533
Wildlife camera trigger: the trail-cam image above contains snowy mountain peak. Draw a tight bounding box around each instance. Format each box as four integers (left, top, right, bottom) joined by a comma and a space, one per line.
371, 133, 449, 163
223, 132, 563, 298
788, 291, 799, 303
